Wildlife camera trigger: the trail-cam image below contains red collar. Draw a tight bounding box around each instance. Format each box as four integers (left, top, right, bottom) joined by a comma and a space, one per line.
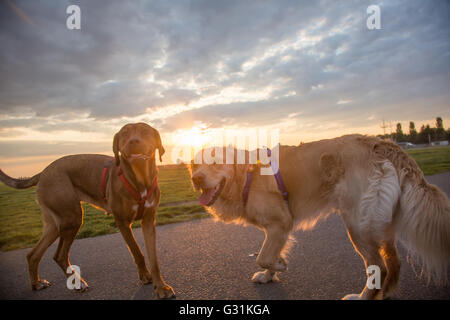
101, 159, 158, 220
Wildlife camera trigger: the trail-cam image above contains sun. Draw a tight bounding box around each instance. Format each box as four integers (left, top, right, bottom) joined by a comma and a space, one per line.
172, 125, 209, 148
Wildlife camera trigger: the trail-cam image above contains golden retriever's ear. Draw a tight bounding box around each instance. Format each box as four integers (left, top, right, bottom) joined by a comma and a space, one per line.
155, 130, 165, 162
319, 153, 344, 184
113, 133, 120, 166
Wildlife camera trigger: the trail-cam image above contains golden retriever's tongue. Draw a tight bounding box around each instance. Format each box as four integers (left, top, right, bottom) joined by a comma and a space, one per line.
199, 188, 214, 206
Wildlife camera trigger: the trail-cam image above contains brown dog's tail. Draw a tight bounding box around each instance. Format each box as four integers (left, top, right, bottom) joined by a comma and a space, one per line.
0, 169, 41, 189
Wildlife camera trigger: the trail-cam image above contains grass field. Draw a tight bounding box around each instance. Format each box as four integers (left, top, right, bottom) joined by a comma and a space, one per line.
0, 164, 208, 251
405, 146, 450, 175
0, 146, 449, 251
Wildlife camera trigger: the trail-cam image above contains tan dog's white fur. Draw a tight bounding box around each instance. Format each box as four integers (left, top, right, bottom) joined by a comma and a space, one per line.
190, 134, 450, 299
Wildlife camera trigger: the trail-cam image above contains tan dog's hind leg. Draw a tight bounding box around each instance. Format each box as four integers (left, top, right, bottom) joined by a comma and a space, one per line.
379, 240, 401, 298
342, 160, 400, 300
27, 211, 59, 290
141, 212, 175, 299
342, 226, 387, 300
115, 219, 152, 284
252, 224, 290, 284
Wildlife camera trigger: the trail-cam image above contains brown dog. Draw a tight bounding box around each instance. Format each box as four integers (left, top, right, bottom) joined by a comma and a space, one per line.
0, 122, 175, 299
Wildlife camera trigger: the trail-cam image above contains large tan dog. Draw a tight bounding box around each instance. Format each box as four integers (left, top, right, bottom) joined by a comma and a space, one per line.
190, 134, 450, 299
0, 123, 175, 299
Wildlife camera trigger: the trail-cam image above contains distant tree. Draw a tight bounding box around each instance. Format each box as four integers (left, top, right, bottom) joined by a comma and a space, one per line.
419, 124, 433, 144
409, 121, 416, 132
436, 117, 443, 129
435, 116, 446, 141
381, 116, 448, 143
418, 125, 425, 144
395, 122, 404, 142
409, 121, 417, 143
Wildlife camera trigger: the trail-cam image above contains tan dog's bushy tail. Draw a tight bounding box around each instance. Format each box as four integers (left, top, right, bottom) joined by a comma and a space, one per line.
0, 169, 41, 189
396, 178, 450, 285
366, 137, 450, 285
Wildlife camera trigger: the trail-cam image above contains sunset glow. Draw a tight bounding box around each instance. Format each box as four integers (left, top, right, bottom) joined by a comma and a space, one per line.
171, 125, 211, 148
0, 1, 448, 176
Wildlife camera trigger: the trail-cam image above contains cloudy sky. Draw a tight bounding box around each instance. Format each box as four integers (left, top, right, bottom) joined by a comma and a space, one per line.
0, 0, 449, 175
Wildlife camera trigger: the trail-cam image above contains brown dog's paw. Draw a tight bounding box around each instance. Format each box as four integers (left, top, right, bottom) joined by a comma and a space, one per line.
342, 294, 361, 300
32, 279, 51, 291
74, 280, 89, 292
154, 284, 175, 299
139, 271, 152, 285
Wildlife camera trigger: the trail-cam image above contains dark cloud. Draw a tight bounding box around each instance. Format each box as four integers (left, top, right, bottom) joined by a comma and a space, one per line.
158, 0, 450, 131
0, 140, 111, 158
0, 0, 448, 137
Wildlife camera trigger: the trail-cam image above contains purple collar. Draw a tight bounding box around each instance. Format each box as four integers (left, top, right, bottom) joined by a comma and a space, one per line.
242, 148, 289, 206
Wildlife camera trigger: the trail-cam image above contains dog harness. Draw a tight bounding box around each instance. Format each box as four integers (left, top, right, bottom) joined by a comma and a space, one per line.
242, 148, 289, 207
101, 158, 158, 220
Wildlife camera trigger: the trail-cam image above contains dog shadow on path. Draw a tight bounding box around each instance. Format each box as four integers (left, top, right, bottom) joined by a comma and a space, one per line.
131, 282, 160, 300
252, 280, 290, 300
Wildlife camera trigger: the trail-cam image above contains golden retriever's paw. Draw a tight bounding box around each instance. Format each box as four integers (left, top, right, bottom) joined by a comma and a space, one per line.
154, 284, 175, 299
274, 257, 287, 271
257, 257, 287, 272
139, 270, 152, 284
31, 279, 51, 291
342, 294, 362, 300
251, 270, 279, 284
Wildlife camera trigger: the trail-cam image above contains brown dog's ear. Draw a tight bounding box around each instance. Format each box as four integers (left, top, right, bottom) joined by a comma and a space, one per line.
113, 133, 120, 166
158, 145, 165, 162
155, 130, 165, 162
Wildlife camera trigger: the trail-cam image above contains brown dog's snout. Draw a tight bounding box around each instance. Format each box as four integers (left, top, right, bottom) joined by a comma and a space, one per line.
192, 172, 206, 189
128, 138, 141, 145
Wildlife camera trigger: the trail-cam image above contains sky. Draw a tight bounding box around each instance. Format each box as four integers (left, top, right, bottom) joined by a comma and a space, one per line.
0, 0, 449, 176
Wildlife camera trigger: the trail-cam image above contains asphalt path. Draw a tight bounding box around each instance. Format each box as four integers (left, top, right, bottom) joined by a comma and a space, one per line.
0, 173, 449, 300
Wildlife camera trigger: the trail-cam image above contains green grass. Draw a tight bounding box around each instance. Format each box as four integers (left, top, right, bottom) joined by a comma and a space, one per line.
0, 147, 448, 251
0, 165, 206, 251
405, 146, 450, 175
157, 164, 200, 204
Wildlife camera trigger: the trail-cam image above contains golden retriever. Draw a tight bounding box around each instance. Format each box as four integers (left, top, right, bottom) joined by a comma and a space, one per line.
189, 134, 449, 299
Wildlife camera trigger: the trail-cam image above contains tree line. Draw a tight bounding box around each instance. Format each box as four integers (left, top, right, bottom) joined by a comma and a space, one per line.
377, 117, 449, 144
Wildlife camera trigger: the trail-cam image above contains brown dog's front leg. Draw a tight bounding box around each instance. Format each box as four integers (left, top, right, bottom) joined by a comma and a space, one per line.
141, 213, 175, 299
116, 220, 152, 284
